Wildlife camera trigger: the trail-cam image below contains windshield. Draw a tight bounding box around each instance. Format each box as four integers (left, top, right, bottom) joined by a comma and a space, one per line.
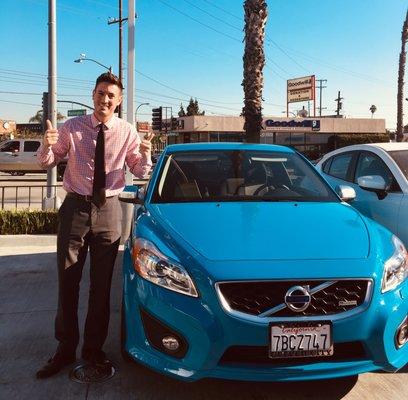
151, 150, 338, 203
388, 150, 408, 180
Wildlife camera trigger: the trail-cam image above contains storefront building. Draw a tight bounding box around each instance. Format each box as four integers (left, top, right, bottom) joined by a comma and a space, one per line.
165, 115, 386, 160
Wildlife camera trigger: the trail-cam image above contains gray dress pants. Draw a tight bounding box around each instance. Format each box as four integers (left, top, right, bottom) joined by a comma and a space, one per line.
54, 194, 122, 361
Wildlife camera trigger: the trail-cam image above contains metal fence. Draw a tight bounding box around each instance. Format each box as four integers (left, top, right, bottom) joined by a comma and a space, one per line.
0, 185, 65, 210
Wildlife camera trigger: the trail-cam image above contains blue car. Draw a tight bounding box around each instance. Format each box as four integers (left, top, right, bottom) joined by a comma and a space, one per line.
119, 143, 408, 382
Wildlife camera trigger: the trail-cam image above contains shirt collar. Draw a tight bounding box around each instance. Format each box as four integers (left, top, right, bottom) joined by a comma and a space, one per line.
91, 113, 116, 130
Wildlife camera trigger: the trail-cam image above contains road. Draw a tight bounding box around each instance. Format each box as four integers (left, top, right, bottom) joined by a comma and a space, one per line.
0, 172, 64, 210
0, 173, 148, 210
0, 238, 407, 400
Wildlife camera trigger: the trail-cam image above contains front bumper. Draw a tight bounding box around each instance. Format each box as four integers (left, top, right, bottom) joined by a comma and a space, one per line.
122, 250, 408, 382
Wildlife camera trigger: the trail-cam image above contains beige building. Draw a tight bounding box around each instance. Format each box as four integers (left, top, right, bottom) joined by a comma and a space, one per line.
165, 115, 386, 159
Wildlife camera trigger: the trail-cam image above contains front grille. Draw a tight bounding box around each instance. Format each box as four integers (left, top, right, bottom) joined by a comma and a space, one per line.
217, 280, 370, 318
219, 342, 367, 366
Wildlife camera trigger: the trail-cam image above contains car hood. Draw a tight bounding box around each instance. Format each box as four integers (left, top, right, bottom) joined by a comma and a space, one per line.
148, 202, 370, 261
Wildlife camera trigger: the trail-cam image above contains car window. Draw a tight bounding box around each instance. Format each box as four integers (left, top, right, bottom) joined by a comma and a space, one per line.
322, 158, 332, 174
355, 152, 400, 192
23, 141, 41, 152
152, 150, 338, 203
388, 150, 408, 180
0, 141, 20, 152
327, 152, 353, 181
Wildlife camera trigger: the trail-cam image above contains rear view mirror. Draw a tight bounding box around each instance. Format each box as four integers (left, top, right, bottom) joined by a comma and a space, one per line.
336, 185, 356, 202
357, 175, 388, 200
119, 185, 144, 204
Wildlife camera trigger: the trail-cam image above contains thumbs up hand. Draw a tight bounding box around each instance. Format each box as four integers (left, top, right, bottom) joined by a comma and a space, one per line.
44, 119, 59, 148
140, 132, 155, 158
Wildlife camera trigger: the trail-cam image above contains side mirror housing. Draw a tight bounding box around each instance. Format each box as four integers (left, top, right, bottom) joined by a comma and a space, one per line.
119, 185, 145, 204
357, 175, 388, 200
357, 175, 387, 191
336, 185, 356, 202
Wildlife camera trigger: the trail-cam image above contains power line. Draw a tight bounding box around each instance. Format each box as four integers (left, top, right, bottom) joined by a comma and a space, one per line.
155, 0, 241, 43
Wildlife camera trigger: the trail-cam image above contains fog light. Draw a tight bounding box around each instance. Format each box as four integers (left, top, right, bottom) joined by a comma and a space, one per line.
162, 336, 180, 352
395, 316, 408, 349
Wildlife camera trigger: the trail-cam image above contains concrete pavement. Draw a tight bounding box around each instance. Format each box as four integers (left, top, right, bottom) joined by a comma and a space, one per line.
0, 235, 407, 400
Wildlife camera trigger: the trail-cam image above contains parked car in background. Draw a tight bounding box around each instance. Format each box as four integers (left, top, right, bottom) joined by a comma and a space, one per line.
119, 142, 408, 382
0, 138, 67, 180
0, 139, 42, 176
316, 143, 408, 246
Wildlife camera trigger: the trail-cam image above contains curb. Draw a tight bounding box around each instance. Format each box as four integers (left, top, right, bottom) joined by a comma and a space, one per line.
0, 234, 57, 247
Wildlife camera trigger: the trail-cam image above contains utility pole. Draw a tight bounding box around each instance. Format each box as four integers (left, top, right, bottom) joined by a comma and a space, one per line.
335, 91, 344, 117
108, 0, 124, 118
43, 0, 60, 210
316, 79, 327, 116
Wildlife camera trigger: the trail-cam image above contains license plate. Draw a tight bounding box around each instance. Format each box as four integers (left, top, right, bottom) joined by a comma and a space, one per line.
269, 322, 333, 358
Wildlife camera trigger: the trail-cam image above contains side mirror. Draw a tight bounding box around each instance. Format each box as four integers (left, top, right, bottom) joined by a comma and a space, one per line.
357, 175, 388, 200
336, 185, 356, 202
119, 185, 145, 204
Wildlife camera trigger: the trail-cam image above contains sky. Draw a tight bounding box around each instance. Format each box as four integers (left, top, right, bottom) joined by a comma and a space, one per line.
1, 0, 407, 130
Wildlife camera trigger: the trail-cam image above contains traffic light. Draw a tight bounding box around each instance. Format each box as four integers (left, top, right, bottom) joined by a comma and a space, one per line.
170, 117, 178, 130
152, 107, 162, 131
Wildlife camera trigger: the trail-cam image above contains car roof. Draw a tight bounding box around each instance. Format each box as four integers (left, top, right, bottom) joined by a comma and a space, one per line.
362, 142, 408, 151
164, 142, 295, 154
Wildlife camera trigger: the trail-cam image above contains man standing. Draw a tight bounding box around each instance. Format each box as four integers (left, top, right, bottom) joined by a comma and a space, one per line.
36, 72, 153, 379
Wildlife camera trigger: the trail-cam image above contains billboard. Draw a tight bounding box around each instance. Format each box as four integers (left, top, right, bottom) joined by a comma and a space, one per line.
287, 75, 315, 103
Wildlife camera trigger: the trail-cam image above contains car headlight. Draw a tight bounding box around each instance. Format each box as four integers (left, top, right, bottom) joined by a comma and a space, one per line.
132, 238, 198, 297
382, 236, 408, 293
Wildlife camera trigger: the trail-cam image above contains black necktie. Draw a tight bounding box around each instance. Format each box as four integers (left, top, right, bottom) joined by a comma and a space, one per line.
92, 124, 106, 207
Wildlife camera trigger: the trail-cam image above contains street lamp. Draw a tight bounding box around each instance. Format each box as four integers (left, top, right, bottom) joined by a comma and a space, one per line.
135, 102, 150, 122
74, 53, 112, 73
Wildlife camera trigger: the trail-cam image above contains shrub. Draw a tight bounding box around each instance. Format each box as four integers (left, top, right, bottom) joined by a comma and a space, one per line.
0, 210, 58, 234
328, 133, 389, 151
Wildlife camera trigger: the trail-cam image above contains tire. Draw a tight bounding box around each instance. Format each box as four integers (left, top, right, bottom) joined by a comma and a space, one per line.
121, 297, 133, 363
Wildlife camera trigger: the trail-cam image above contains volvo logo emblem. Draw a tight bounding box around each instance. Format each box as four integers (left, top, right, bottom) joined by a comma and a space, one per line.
285, 285, 312, 312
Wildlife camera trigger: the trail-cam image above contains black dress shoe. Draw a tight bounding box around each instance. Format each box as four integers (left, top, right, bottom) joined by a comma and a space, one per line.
36, 352, 76, 379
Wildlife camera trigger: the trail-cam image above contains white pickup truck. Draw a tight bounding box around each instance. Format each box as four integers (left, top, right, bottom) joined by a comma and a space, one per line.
0, 138, 66, 179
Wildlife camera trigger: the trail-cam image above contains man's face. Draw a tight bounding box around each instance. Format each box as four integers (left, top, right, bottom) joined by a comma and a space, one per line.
92, 82, 122, 122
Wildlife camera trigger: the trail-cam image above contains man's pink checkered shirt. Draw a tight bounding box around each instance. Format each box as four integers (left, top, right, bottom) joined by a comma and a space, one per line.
37, 114, 152, 197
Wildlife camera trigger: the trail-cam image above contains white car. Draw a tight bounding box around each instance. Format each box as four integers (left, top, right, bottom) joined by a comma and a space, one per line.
316, 142, 408, 246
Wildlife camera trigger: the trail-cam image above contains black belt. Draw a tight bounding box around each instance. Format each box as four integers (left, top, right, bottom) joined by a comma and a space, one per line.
66, 192, 93, 202
66, 192, 116, 202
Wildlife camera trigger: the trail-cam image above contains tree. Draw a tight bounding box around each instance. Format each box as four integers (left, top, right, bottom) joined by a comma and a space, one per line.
178, 103, 186, 117
185, 98, 205, 116
396, 9, 408, 142
29, 110, 65, 123
242, 0, 268, 143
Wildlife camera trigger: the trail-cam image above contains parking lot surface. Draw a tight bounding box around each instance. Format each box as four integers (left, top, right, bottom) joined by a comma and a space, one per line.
0, 236, 407, 400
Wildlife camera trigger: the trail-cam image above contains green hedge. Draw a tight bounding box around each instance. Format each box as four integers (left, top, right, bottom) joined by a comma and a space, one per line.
0, 210, 58, 234
328, 133, 389, 151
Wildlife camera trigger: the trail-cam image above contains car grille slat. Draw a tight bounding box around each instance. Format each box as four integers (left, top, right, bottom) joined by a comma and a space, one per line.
217, 280, 370, 318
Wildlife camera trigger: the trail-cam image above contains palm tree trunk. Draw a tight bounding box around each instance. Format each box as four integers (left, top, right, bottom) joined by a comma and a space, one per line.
242, 0, 268, 143
396, 10, 408, 142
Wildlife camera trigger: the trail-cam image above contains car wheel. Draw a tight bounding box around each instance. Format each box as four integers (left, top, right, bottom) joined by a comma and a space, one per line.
121, 297, 133, 363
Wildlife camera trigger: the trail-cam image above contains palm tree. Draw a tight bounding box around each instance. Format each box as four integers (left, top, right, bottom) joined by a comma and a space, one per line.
242, 0, 268, 143
396, 9, 408, 142
29, 110, 65, 123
